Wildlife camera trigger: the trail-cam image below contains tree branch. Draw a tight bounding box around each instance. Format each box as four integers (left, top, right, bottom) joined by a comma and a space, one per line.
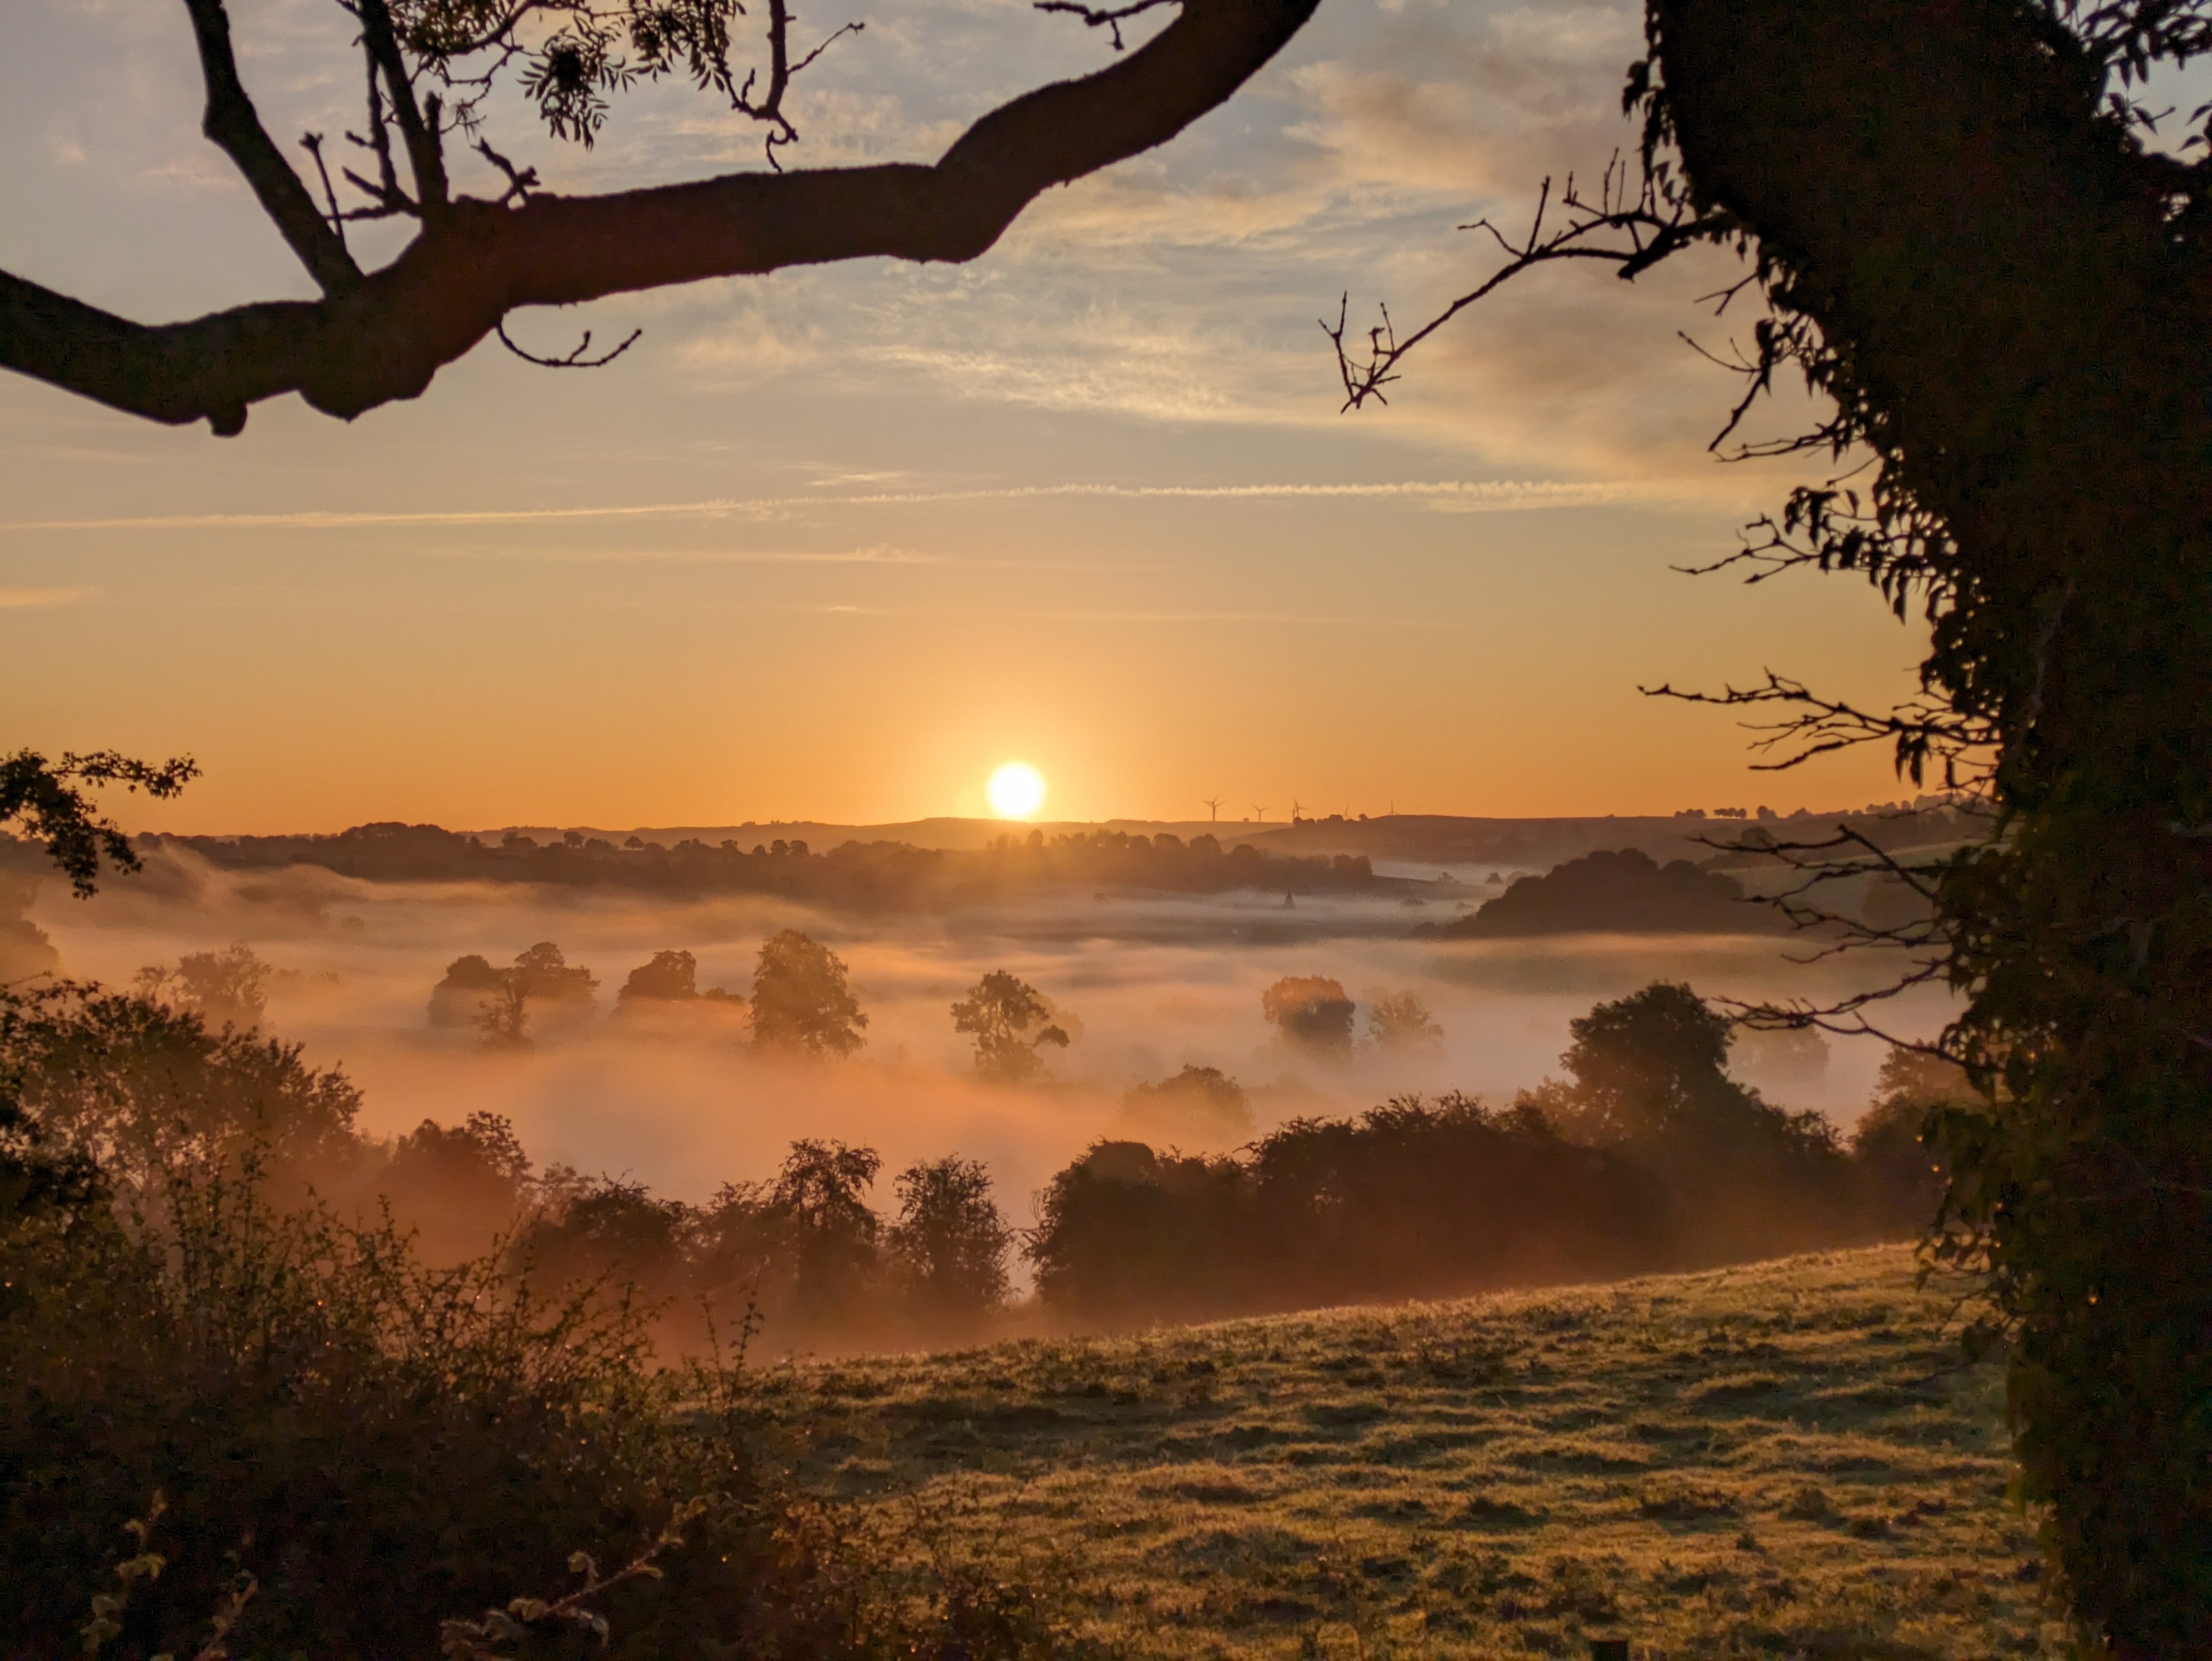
356, 0, 451, 216
0, 0, 1317, 434
179, 0, 362, 294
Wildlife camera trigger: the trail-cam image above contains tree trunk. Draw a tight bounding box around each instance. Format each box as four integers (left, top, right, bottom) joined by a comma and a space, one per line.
1652, 0, 2212, 1647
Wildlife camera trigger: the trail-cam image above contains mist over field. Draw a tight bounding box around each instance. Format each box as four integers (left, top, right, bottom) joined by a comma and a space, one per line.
15, 838, 1950, 1228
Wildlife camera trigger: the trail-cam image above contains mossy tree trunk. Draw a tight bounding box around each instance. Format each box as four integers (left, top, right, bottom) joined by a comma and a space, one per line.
1651, 0, 2212, 1647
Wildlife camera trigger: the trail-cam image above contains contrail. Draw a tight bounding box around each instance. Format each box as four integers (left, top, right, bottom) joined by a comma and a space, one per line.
0, 479, 1654, 534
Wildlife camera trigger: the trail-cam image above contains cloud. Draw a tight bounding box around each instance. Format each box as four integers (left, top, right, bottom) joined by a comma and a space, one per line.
0, 478, 1684, 534
0, 586, 100, 609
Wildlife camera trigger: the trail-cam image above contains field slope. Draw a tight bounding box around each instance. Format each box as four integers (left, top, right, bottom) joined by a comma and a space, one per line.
763, 1245, 2062, 1658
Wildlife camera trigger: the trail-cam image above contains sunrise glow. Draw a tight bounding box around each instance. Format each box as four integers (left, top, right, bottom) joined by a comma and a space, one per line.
986, 762, 1047, 819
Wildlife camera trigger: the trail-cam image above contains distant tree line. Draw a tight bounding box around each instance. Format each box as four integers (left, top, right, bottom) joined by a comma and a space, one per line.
54, 821, 1386, 908
1030, 982, 1958, 1326
1, 972, 1956, 1361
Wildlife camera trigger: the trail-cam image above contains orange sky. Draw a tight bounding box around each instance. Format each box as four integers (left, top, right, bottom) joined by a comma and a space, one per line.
0, 0, 1928, 834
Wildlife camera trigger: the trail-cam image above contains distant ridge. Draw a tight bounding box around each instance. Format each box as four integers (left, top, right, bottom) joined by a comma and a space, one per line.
474, 806, 1967, 872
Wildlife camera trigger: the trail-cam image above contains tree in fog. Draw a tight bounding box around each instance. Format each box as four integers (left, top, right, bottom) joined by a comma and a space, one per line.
750, 930, 867, 1056
771, 1139, 882, 1314
385, 1110, 530, 1214
509, 941, 598, 1007
887, 1155, 1013, 1323
134, 943, 271, 1031
950, 970, 1069, 1084
382, 1110, 532, 1261
1551, 981, 1738, 1147
1119, 1064, 1254, 1145
515, 1172, 690, 1300
1260, 975, 1355, 1060
0, 982, 360, 1196
0, 876, 60, 985
1365, 990, 1443, 1053
474, 975, 532, 1051
617, 949, 698, 1007
427, 942, 595, 1047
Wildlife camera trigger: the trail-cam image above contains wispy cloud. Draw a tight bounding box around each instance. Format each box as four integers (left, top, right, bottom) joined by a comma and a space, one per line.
0, 478, 1667, 534
0, 585, 100, 608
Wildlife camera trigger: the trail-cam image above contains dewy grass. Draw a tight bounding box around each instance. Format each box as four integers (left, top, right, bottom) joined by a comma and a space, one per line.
763, 1244, 2058, 1659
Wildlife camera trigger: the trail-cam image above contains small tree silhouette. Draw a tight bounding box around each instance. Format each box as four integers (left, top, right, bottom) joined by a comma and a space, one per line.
950, 971, 1069, 1083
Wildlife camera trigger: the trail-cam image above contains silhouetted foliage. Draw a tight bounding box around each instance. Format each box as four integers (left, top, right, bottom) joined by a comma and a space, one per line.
887, 1155, 1015, 1327
618, 947, 701, 1005
950, 970, 1069, 1084
1414, 847, 1784, 939
1027, 1141, 1253, 1326
0, 981, 361, 1200
428, 941, 597, 1048
133, 942, 271, 1031
1851, 1047, 1968, 1234
0, 749, 196, 898
518, 1170, 692, 1305
1527, 983, 1855, 1261
1029, 984, 1909, 1329
771, 1138, 883, 1318
0, 983, 1073, 1656
381, 1109, 531, 1262
1260, 975, 1356, 1059
1117, 1063, 1254, 1146
751, 931, 866, 1056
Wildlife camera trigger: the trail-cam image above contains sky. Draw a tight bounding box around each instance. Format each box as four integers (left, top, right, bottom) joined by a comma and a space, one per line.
0, 0, 1934, 834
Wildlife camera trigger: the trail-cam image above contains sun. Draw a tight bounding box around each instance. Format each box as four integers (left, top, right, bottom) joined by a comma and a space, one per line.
986, 761, 1047, 820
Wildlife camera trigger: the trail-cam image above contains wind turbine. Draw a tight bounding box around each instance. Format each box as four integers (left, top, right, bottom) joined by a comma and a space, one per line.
1252, 804, 1270, 824
1290, 797, 1304, 825
1202, 795, 1223, 823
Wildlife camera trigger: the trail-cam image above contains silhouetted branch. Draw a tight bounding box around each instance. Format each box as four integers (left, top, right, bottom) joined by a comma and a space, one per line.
1645, 670, 1996, 789
0, 0, 1319, 433
494, 321, 642, 367
181, 0, 361, 293
736, 0, 866, 166
0, 750, 199, 899
1325, 155, 1728, 410
1036, 0, 1180, 50
473, 138, 539, 206
356, 0, 451, 216
298, 133, 350, 249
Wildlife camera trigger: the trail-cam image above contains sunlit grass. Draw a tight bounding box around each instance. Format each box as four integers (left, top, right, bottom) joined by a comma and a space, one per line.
760, 1245, 2061, 1658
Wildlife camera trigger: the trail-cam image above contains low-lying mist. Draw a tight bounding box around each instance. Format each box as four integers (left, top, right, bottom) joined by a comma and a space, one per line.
19, 842, 1954, 1236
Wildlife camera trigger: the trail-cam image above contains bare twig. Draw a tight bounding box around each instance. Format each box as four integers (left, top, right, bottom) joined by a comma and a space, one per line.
1036, 0, 1181, 50
734, 0, 865, 167
494, 320, 643, 367
356, 0, 451, 214
473, 137, 539, 205
1325, 156, 1728, 411
180, 0, 361, 293
297, 133, 350, 251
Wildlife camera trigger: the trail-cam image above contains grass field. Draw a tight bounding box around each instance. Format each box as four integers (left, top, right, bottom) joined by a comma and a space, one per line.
757, 1245, 2063, 1659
